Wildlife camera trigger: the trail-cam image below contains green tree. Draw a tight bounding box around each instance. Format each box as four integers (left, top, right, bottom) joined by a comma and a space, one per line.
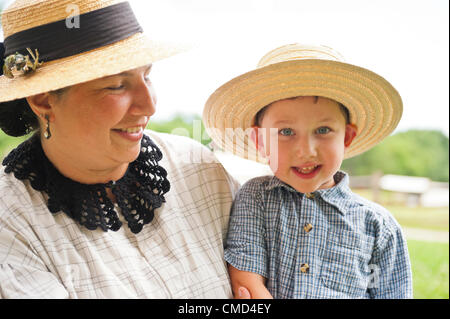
342, 129, 449, 182
1, 114, 448, 183
147, 113, 212, 146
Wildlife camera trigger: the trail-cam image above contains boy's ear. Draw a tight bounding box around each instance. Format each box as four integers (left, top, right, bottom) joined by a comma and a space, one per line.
344, 124, 358, 148
249, 126, 267, 157
26, 93, 55, 121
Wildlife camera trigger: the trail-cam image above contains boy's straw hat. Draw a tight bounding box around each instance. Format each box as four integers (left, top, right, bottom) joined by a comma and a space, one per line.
203, 44, 403, 162
0, 0, 183, 103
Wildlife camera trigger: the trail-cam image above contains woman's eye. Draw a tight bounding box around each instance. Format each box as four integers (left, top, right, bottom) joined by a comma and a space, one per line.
106, 84, 124, 90
279, 128, 294, 136
316, 127, 331, 134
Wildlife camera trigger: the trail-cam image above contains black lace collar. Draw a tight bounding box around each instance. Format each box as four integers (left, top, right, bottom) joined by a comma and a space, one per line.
2, 133, 170, 234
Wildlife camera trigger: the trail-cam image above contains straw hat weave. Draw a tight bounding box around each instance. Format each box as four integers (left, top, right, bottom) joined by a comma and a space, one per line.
0, 0, 183, 103
203, 44, 403, 161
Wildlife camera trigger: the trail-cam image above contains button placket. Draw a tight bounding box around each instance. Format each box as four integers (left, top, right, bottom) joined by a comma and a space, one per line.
298, 194, 315, 279
305, 192, 315, 199
300, 263, 310, 273
303, 193, 314, 234
304, 223, 313, 233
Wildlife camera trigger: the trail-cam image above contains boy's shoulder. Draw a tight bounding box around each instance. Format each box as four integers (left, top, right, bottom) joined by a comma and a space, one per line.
239, 175, 279, 193
233, 175, 279, 203
347, 190, 402, 233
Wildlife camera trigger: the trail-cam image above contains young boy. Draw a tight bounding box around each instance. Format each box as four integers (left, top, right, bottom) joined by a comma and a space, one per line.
203, 44, 413, 299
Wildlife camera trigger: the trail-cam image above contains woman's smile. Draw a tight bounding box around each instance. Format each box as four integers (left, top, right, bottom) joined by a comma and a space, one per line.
112, 122, 148, 142
112, 126, 144, 142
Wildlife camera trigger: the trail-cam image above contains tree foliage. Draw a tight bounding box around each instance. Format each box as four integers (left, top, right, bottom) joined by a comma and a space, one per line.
0, 115, 448, 182
341, 129, 449, 182
148, 117, 449, 182
147, 113, 212, 146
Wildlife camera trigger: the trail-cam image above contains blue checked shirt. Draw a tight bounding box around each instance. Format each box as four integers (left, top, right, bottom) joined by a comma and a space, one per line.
224, 171, 413, 299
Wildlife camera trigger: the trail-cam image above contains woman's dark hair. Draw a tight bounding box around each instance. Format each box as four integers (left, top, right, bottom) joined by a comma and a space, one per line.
0, 87, 68, 137
0, 98, 39, 137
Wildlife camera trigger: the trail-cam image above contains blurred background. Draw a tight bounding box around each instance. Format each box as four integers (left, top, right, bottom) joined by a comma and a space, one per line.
1, 0, 448, 299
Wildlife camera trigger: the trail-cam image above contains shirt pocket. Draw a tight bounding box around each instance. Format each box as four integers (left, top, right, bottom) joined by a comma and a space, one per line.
319, 229, 374, 297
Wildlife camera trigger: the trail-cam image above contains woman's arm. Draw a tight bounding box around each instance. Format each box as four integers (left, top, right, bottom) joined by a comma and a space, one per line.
228, 264, 273, 299
0, 226, 69, 298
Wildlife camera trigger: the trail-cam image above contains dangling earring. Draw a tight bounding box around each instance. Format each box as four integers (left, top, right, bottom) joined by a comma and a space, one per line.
43, 114, 51, 139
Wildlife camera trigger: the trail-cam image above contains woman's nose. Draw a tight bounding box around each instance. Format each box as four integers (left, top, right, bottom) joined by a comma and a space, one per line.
130, 80, 156, 117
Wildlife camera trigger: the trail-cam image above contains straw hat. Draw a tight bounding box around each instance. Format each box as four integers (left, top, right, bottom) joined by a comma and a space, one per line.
0, 0, 183, 103
203, 43, 403, 162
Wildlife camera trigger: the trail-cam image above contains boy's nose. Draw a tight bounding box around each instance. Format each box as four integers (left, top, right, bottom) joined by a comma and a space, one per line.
295, 135, 317, 158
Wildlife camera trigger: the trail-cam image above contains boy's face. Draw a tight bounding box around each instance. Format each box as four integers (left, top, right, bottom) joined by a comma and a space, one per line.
254, 96, 357, 193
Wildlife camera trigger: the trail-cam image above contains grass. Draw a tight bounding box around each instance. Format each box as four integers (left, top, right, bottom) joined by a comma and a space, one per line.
408, 240, 449, 299
1, 134, 448, 298
0, 133, 30, 160
353, 189, 449, 231
353, 189, 449, 298
387, 205, 449, 232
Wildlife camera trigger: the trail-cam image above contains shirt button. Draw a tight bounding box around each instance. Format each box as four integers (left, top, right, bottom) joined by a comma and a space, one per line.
305, 193, 315, 199
304, 223, 313, 233
300, 263, 310, 273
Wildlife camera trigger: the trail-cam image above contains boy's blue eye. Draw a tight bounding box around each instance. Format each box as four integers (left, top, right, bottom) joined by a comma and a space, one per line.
316, 127, 331, 134
279, 128, 294, 136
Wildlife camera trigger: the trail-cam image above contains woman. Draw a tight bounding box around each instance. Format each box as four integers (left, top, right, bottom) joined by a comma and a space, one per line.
0, 0, 238, 298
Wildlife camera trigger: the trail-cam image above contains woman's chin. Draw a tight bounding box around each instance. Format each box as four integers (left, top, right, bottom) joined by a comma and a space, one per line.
114, 143, 142, 164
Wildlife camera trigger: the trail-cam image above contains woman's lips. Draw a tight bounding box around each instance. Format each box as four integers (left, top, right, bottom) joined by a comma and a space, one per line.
112, 126, 144, 142
291, 165, 321, 179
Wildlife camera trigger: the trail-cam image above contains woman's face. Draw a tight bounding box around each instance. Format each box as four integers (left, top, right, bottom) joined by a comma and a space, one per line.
47, 64, 156, 176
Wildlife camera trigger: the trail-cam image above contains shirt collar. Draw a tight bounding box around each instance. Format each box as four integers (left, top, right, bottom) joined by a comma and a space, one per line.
265, 171, 355, 215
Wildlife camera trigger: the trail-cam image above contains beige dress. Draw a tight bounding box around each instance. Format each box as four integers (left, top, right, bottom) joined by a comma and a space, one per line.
0, 130, 239, 298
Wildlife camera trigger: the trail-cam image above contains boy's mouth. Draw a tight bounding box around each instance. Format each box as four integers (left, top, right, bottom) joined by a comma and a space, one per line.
292, 165, 321, 178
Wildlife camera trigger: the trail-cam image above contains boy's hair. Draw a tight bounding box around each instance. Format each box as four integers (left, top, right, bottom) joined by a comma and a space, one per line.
253, 96, 351, 126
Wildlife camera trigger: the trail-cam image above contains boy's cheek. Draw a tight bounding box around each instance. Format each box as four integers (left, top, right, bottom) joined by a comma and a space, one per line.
254, 128, 278, 158
266, 130, 280, 156
250, 126, 272, 157
267, 142, 288, 174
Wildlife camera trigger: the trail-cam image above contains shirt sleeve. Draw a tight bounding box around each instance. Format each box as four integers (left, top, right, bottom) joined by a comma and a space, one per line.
0, 226, 68, 299
224, 180, 268, 278
368, 217, 413, 299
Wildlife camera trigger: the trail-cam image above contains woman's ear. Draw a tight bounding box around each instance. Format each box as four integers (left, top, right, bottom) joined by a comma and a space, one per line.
26, 93, 55, 121
344, 124, 358, 148
249, 125, 267, 157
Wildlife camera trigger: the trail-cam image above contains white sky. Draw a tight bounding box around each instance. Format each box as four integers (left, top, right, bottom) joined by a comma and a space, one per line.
130, 0, 450, 136
1, 0, 449, 136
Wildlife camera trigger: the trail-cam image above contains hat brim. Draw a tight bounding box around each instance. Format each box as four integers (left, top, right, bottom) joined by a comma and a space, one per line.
0, 33, 186, 102
203, 59, 403, 162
